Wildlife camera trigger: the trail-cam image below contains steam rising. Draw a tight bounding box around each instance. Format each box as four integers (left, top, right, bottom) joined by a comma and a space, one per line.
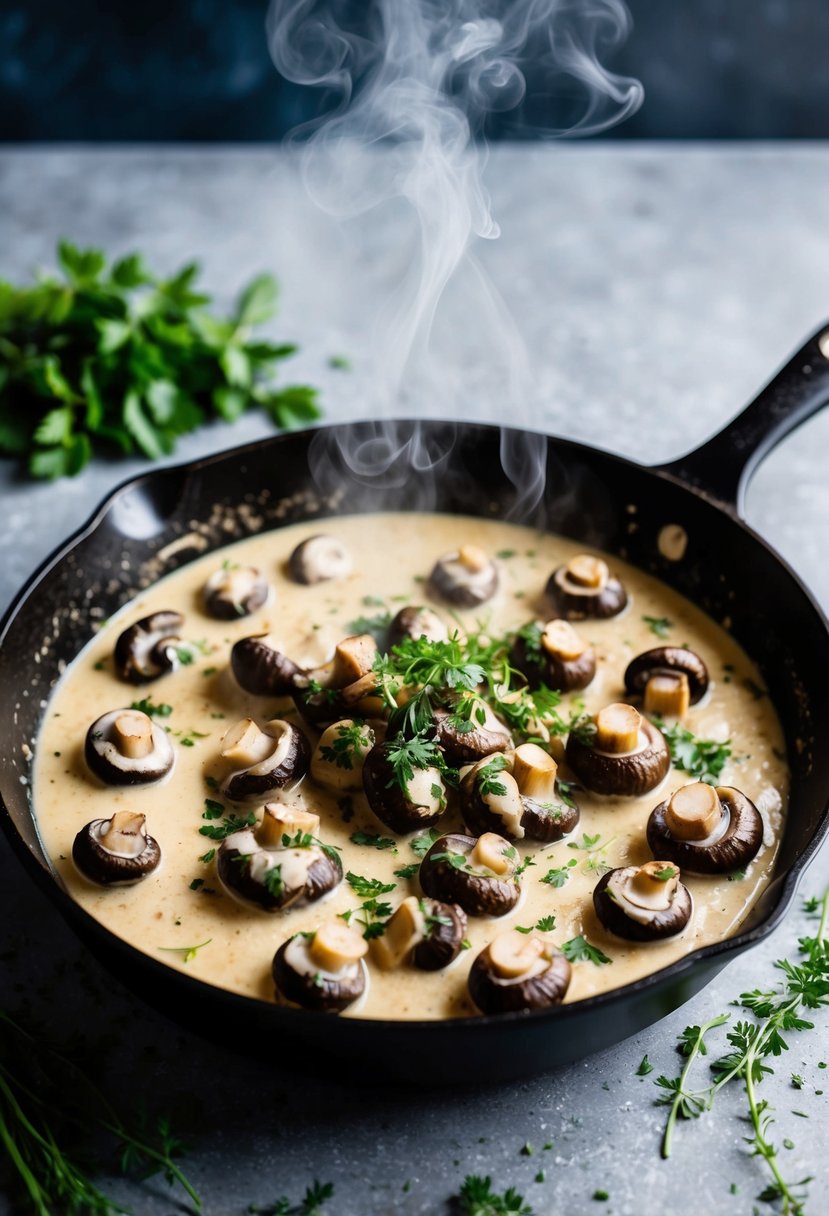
266, 0, 642, 517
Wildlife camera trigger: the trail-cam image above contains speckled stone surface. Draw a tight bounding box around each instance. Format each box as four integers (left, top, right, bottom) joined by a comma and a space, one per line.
0, 145, 828, 1215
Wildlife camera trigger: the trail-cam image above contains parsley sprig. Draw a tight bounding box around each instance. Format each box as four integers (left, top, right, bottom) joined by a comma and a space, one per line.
456, 1174, 534, 1215
655, 719, 732, 784
656, 886, 829, 1212
0, 241, 321, 479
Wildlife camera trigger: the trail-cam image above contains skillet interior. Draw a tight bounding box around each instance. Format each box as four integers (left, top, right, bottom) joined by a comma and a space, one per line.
1, 419, 827, 1083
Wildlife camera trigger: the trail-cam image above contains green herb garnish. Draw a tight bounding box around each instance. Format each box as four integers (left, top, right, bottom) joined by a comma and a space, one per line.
456, 1174, 533, 1215
643, 615, 672, 638
129, 697, 172, 718
655, 719, 732, 784
319, 721, 371, 771
158, 938, 211, 964
561, 936, 612, 966
350, 830, 397, 852
345, 872, 396, 898
198, 811, 256, 841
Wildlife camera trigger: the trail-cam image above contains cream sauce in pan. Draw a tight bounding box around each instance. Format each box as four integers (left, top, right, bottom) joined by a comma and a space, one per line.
33, 513, 788, 1020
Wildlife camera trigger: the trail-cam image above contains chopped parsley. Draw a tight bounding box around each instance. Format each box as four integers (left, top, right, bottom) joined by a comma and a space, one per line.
386, 731, 446, 791
345, 872, 396, 898
319, 721, 371, 770
636, 1054, 654, 1076
349, 830, 397, 852
129, 697, 172, 718
202, 798, 225, 820
394, 863, 420, 879
642, 614, 672, 638
159, 938, 211, 964
541, 858, 578, 887
456, 1174, 534, 1215
655, 719, 732, 784
476, 754, 510, 798
199, 811, 256, 841
410, 826, 442, 857
561, 935, 612, 966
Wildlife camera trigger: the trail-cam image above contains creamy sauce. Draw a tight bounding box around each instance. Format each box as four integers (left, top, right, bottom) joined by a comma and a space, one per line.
33, 513, 788, 1020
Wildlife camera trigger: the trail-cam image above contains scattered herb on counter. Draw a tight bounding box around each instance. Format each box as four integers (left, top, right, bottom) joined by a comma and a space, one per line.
654, 719, 731, 785
248, 1179, 334, 1215
0, 1011, 201, 1215
159, 939, 212, 964
129, 697, 173, 718
455, 1174, 534, 1215
637, 1054, 654, 1077
655, 885, 829, 1213
643, 615, 672, 638
0, 241, 322, 479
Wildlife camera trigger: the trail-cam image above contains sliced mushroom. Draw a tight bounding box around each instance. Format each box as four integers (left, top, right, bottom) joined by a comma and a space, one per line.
362, 738, 446, 833
593, 861, 692, 941
292, 634, 380, 728
217, 805, 342, 911
468, 929, 572, 1014
231, 634, 300, 696
220, 718, 310, 801
388, 605, 449, 649
419, 832, 520, 917
371, 895, 467, 971
288, 535, 353, 585
545, 554, 627, 621
85, 708, 175, 786
203, 565, 269, 620
312, 719, 376, 792
510, 619, 596, 693
647, 782, 763, 874
428, 545, 498, 607
273, 920, 366, 1012
72, 810, 161, 886
461, 746, 579, 843
433, 702, 512, 767
625, 646, 709, 719
113, 611, 185, 684
565, 703, 670, 796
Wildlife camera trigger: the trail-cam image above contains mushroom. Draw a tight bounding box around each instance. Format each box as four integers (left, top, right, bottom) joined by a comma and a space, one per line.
292, 634, 381, 728
273, 920, 367, 1012
231, 634, 300, 696
428, 545, 498, 607
388, 605, 449, 649
72, 810, 161, 886
113, 611, 185, 684
624, 646, 710, 719
203, 565, 269, 620
220, 718, 310, 801
371, 896, 467, 971
565, 703, 670, 796
217, 804, 342, 911
419, 832, 521, 917
85, 708, 175, 786
544, 553, 627, 620
646, 782, 763, 874
460, 745, 579, 843
311, 719, 376, 792
433, 701, 512, 767
593, 861, 693, 941
362, 737, 446, 833
510, 619, 596, 693
288, 535, 353, 585
468, 930, 572, 1014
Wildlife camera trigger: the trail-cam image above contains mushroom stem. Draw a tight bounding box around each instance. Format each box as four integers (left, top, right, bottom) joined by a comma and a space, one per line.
468, 832, 514, 875
309, 921, 368, 971
566, 555, 608, 589
458, 544, 489, 573
595, 703, 642, 754
221, 718, 274, 766
513, 743, 558, 802
256, 803, 320, 847
372, 897, 425, 969
644, 673, 691, 718
542, 619, 587, 661
489, 930, 546, 979
624, 861, 680, 910
99, 810, 149, 857
112, 712, 154, 759
331, 635, 377, 686
665, 782, 723, 841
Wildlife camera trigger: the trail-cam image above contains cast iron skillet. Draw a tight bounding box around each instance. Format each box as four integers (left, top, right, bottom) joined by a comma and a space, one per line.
2, 324, 829, 1085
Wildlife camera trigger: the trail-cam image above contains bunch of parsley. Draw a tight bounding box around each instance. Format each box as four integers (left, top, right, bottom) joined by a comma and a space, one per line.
0, 241, 320, 479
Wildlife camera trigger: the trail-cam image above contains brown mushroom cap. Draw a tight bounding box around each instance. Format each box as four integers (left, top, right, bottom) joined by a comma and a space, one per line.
412, 900, 468, 971
203, 565, 269, 620
646, 784, 763, 874
73, 811, 161, 886
593, 862, 693, 941
85, 709, 175, 786
468, 931, 572, 1014
419, 832, 520, 917
544, 555, 627, 621
217, 817, 342, 911
113, 611, 185, 684
624, 647, 709, 705
460, 748, 580, 843
433, 704, 512, 767
565, 707, 670, 797
388, 605, 449, 649
220, 718, 311, 801
273, 925, 366, 1012
288, 535, 353, 585
510, 619, 597, 694
231, 635, 300, 696
362, 740, 446, 834
428, 546, 498, 607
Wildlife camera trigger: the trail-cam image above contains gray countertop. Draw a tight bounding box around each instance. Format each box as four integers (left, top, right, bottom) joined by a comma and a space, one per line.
1, 144, 828, 1216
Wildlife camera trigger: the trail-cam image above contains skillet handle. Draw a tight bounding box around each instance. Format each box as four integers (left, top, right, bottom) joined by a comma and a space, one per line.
657, 322, 829, 516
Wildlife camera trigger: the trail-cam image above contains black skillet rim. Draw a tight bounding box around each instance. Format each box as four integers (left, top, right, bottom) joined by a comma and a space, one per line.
1, 418, 827, 1037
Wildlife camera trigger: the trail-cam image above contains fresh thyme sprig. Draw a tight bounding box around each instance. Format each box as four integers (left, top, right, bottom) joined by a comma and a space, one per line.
0, 1011, 201, 1214
655, 887, 829, 1213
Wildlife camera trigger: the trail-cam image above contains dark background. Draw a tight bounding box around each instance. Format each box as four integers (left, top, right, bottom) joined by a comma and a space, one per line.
2, 0, 828, 141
